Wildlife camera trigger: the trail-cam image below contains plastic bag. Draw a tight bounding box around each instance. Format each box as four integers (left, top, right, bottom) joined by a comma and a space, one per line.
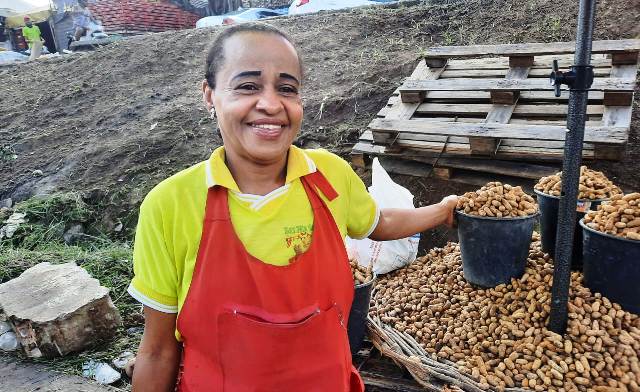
346, 158, 419, 274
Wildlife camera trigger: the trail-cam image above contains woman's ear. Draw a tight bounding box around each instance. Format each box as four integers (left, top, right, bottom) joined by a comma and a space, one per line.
202, 80, 214, 111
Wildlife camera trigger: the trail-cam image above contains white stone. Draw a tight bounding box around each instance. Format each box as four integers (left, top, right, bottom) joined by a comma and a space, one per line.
112, 351, 134, 369
0, 262, 121, 358
0, 212, 27, 239
0, 332, 19, 351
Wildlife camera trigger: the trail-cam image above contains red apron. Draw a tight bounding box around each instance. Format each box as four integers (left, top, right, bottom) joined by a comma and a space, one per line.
176, 170, 365, 392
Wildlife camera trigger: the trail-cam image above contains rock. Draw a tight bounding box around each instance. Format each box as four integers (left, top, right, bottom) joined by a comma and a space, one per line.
83, 360, 121, 384
0, 198, 11, 208
32, 169, 43, 176
126, 326, 143, 336
63, 224, 85, 244
0, 212, 27, 239
113, 222, 123, 232
0, 262, 121, 358
0, 332, 19, 351
112, 351, 134, 369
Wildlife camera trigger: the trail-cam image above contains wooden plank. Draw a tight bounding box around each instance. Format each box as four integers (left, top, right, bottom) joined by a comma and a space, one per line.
612, 51, 639, 65
423, 39, 640, 59
369, 118, 627, 144
353, 137, 560, 179
353, 136, 594, 162
375, 157, 536, 191
479, 66, 531, 154
365, 129, 597, 150
391, 90, 606, 102
387, 60, 445, 111
444, 54, 611, 70
393, 139, 595, 160
603, 91, 633, 106
433, 167, 452, 180
488, 66, 530, 108
509, 56, 534, 67
508, 118, 603, 126
439, 68, 610, 78
602, 104, 633, 128
610, 64, 639, 79
597, 104, 632, 161
594, 145, 626, 160
604, 64, 639, 105
415, 103, 604, 117
400, 77, 633, 94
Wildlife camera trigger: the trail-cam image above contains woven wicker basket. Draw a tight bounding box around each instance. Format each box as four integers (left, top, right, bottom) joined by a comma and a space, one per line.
368, 315, 530, 392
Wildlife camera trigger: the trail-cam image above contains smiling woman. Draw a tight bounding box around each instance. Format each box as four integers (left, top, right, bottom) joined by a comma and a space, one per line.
128, 23, 459, 392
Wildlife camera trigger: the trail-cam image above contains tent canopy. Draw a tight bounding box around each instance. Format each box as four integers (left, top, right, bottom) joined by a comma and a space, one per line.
4, 6, 51, 28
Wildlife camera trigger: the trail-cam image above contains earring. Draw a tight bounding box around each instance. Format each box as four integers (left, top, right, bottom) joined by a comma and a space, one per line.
210, 107, 216, 119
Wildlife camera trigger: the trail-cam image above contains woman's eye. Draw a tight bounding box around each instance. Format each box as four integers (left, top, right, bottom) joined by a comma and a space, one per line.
280, 85, 299, 94
237, 83, 258, 91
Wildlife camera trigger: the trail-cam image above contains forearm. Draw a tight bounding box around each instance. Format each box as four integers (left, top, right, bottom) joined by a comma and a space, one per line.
369, 203, 449, 241
132, 348, 181, 392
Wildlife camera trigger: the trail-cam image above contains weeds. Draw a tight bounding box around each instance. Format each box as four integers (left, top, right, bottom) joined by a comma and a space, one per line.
1, 193, 93, 249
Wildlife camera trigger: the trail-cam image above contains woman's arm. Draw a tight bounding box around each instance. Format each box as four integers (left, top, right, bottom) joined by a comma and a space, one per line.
369, 195, 458, 241
132, 306, 182, 392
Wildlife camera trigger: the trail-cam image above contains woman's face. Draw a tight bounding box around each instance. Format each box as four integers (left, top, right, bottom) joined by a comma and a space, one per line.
203, 32, 303, 165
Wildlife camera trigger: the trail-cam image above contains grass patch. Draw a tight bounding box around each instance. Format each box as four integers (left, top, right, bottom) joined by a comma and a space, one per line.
1, 193, 94, 249
0, 193, 142, 390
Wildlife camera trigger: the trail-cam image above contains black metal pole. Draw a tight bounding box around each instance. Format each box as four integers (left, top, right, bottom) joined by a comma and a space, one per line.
548, 0, 597, 334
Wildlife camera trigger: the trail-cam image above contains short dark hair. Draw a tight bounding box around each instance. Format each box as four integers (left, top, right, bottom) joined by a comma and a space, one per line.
204, 23, 303, 89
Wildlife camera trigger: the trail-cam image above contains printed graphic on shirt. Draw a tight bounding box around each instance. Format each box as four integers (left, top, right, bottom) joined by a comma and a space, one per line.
284, 224, 313, 257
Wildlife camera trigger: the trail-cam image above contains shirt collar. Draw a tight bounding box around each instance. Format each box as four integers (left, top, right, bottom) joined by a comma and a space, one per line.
205, 145, 317, 191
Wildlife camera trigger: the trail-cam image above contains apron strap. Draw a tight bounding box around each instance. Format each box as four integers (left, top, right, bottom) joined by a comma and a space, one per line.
203, 186, 230, 221
301, 170, 339, 202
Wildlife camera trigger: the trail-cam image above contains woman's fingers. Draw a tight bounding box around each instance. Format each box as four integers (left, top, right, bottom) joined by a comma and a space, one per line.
439, 195, 459, 227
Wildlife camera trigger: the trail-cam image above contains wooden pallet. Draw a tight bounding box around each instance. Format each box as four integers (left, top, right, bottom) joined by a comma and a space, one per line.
353, 40, 639, 183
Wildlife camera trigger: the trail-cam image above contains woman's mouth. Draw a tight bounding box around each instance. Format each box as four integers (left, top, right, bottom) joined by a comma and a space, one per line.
247, 123, 286, 139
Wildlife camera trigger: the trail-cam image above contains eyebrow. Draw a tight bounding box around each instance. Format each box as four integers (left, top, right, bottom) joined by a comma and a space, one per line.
279, 73, 300, 84
231, 71, 300, 84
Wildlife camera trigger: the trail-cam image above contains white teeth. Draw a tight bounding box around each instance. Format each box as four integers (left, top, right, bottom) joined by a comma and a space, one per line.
251, 124, 282, 129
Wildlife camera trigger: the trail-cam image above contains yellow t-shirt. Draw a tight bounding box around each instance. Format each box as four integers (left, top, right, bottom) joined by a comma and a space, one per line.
127, 146, 379, 336
22, 25, 41, 48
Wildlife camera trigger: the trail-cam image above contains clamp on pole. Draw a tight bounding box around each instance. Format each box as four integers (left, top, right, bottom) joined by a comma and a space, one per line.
549, 59, 594, 96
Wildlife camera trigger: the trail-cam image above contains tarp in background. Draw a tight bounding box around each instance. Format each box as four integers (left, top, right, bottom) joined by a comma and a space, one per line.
5, 6, 52, 28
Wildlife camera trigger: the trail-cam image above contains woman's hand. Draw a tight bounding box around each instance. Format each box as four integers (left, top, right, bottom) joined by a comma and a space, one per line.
132, 307, 182, 392
369, 195, 459, 241
439, 194, 459, 228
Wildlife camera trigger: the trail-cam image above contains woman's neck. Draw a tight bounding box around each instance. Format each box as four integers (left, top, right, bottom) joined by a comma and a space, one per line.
224, 149, 288, 196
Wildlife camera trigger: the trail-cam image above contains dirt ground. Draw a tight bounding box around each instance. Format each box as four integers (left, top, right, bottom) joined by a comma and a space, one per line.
0, 356, 117, 392
1, 0, 639, 250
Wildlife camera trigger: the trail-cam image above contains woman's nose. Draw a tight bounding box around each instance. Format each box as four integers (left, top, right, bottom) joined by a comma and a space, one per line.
255, 89, 284, 114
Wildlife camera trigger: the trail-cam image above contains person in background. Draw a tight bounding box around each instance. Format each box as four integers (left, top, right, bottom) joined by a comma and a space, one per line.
72, 0, 95, 42
22, 16, 43, 61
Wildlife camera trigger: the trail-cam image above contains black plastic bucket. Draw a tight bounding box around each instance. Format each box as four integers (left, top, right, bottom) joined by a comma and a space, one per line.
535, 190, 605, 270
347, 275, 376, 355
580, 220, 640, 315
456, 210, 539, 288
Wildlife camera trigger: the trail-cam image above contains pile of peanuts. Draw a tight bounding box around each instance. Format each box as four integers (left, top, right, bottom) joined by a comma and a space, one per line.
584, 193, 640, 241
370, 234, 640, 392
350, 258, 374, 286
535, 166, 622, 200
456, 182, 538, 218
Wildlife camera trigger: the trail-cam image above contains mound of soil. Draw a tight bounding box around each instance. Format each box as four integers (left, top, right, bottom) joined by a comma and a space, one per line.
1, 0, 639, 249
